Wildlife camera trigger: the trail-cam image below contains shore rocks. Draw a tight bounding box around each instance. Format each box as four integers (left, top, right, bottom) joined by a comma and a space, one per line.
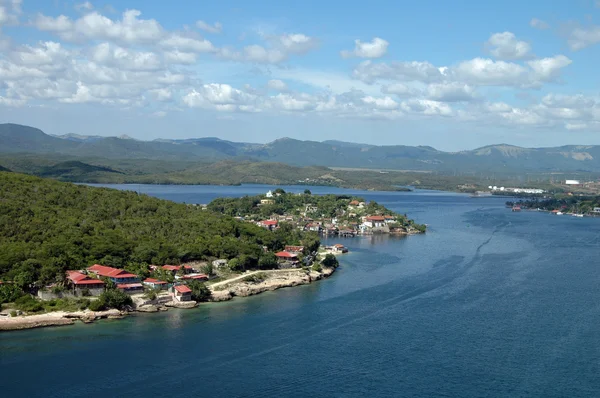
165, 300, 197, 309
209, 267, 336, 301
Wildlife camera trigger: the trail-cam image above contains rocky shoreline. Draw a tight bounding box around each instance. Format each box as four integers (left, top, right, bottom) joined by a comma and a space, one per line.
0, 266, 337, 332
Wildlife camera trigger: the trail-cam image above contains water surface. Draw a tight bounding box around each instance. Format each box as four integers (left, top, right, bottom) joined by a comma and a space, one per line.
2, 185, 599, 397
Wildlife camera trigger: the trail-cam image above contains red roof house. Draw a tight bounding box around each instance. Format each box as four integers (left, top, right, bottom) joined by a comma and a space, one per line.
173, 284, 192, 302
87, 264, 139, 283
143, 278, 168, 289
275, 251, 299, 262
66, 271, 104, 290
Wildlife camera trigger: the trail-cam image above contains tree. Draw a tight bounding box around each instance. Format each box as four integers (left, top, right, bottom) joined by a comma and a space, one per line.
258, 252, 278, 269
186, 280, 211, 302
321, 254, 339, 268
304, 189, 312, 195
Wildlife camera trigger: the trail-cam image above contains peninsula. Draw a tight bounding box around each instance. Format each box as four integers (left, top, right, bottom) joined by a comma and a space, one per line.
0, 171, 422, 331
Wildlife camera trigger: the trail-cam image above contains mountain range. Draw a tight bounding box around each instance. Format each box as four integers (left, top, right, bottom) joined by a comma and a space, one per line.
2, 123, 600, 174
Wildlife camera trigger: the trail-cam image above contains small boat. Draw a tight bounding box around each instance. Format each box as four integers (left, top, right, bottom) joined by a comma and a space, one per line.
471, 191, 492, 198
511, 206, 521, 212
572, 214, 584, 218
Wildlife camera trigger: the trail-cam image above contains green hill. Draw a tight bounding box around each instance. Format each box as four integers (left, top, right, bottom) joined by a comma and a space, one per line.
3, 123, 600, 174
0, 172, 315, 288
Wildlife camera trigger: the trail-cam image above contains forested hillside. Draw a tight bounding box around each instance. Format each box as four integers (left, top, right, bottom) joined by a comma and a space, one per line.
0, 172, 317, 289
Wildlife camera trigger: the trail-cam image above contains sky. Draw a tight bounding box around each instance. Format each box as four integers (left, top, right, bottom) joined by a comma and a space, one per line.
1, 0, 600, 150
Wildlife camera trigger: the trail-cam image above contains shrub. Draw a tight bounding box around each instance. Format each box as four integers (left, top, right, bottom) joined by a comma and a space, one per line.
185, 280, 211, 302
311, 263, 322, 272
88, 299, 105, 311
89, 289, 133, 311
14, 295, 44, 313
0, 284, 24, 304
10, 310, 17, 317
80, 288, 91, 297
243, 272, 267, 284
321, 254, 339, 269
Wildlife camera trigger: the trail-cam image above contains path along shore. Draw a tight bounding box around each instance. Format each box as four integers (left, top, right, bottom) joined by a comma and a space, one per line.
0, 266, 337, 332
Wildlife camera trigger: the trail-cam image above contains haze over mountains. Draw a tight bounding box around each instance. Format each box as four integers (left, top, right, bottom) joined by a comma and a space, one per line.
2, 123, 600, 174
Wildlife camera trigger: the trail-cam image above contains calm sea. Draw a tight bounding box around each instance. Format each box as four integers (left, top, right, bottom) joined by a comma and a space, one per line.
1, 184, 599, 397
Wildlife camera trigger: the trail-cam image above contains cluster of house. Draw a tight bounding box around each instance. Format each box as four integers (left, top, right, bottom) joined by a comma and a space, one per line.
254, 206, 399, 236
64, 264, 209, 302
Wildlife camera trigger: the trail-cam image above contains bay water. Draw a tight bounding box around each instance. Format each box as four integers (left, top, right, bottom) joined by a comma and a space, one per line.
1, 185, 599, 397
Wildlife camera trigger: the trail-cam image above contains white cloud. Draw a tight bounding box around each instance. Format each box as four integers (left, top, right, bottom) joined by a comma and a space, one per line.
401, 99, 453, 116
159, 34, 214, 53
75, 2, 93, 11
486, 32, 532, 60
196, 20, 222, 34
219, 33, 317, 64
426, 82, 477, 102
34, 9, 164, 44
362, 95, 398, 110
341, 37, 389, 59
275, 33, 318, 54
163, 50, 197, 64
267, 79, 287, 91
353, 60, 443, 84
90, 42, 162, 71
381, 83, 420, 97
526, 55, 572, 81
565, 24, 600, 51
530, 18, 549, 30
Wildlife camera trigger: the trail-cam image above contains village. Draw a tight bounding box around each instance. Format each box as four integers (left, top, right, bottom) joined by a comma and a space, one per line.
245, 189, 426, 238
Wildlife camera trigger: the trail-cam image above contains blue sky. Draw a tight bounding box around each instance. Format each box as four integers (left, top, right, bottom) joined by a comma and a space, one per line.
1, 0, 600, 150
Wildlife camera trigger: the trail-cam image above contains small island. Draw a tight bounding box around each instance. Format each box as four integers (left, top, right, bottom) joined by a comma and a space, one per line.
0, 172, 424, 331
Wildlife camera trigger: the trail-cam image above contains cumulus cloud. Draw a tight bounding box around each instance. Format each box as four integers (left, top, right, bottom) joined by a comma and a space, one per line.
219, 33, 318, 64
34, 9, 164, 44
381, 83, 420, 97
530, 18, 549, 30
196, 20, 222, 34
267, 79, 288, 91
353, 60, 443, 84
75, 2, 93, 11
486, 32, 532, 60
565, 24, 600, 51
355, 55, 572, 88
341, 37, 389, 59
426, 82, 477, 102
90, 42, 162, 71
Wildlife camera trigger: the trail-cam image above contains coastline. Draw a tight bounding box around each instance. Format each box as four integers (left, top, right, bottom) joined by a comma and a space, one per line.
0, 266, 337, 332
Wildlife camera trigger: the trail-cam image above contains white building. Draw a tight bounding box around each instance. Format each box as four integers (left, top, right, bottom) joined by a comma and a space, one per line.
265, 190, 274, 198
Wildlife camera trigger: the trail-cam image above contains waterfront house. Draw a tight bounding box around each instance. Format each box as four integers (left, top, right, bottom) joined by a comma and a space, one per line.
349, 200, 360, 207
173, 285, 192, 302
363, 215, 386, 228
143, 278, 168, 290
260, 199, 275, 205
331, 244, 348, 253
117, 283, 144, 293
66, 271, 105, 295
180, 274, 209, 281
87, 264, 140, 284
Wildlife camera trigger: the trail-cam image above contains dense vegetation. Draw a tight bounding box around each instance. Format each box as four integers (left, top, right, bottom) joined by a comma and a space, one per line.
0, 172, 319, 291
507, 195, 600, 213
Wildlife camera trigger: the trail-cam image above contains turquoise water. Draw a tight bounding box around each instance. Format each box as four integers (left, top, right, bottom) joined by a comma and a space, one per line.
2, 185, 600, 397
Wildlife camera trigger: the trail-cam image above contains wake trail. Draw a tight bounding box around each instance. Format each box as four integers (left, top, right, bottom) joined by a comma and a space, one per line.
196, 221, 511, 371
